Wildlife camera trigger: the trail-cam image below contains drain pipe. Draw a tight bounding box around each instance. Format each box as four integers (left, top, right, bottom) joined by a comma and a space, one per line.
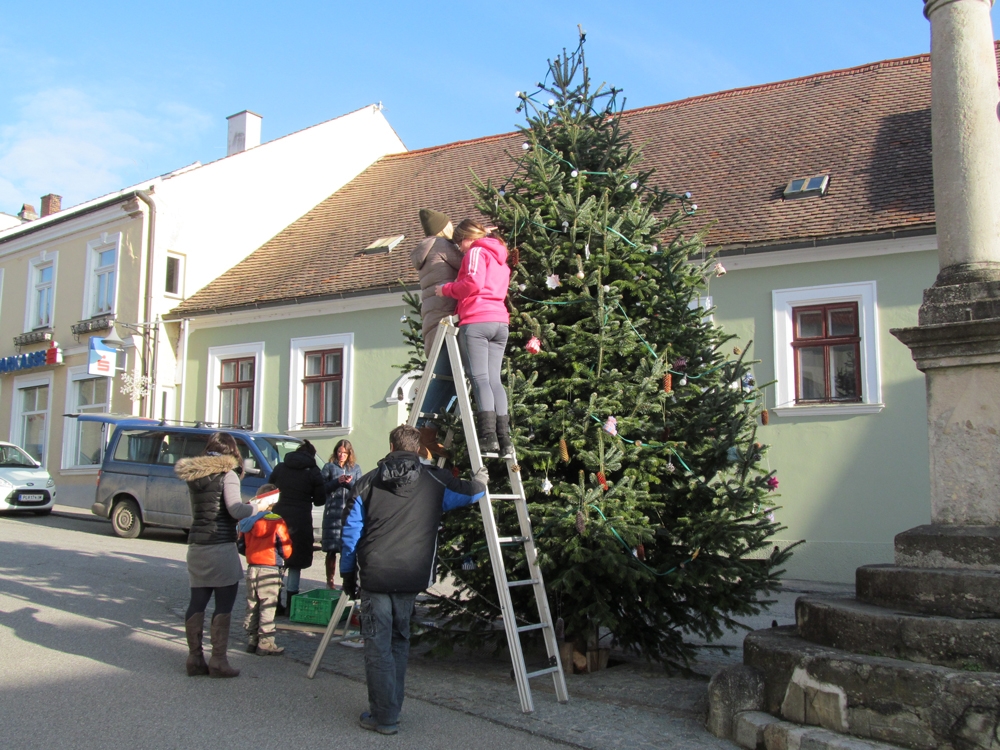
135, 189, 157, 418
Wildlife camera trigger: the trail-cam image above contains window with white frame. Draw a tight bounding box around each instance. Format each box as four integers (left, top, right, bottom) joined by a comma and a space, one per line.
165, 253, 184, 297
11, 374, 52, 465
288, 333, 354, 435
64, 369, 112, 468
772, 281, 883, 417
83, 234, 120, 319
206, 343, 264, 432
219, 357, 255, 428
31, 262, 54, 329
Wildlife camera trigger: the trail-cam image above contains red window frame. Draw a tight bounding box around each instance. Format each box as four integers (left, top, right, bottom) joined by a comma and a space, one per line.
302, 348, 343, 427
219, 356, 255, 428
791, 302, 862, 403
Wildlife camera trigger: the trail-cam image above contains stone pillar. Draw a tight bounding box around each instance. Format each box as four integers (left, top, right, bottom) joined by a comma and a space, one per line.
924, 0, 1000, 285
892, 0, 1000, 559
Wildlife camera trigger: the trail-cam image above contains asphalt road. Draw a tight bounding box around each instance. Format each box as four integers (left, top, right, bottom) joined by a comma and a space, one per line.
0, 511, 568, 749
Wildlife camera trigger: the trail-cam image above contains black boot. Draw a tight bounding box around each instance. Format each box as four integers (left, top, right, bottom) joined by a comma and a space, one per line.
475, 411, 499, 454
496, 414, 514, 458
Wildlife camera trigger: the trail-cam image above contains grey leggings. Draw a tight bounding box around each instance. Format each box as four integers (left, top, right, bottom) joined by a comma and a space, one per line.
458, 322, 509, 415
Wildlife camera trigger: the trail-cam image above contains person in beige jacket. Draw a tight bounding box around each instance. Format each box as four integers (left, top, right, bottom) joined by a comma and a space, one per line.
410, 209, 463, 458
411, 209, 462, 352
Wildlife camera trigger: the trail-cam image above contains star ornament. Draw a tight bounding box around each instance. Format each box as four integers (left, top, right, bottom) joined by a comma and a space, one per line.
766, 476, 779, 491
545, 274, 562, 289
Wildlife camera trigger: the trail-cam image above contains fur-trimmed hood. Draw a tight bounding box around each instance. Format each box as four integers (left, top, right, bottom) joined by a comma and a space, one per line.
174, 454, 238, 481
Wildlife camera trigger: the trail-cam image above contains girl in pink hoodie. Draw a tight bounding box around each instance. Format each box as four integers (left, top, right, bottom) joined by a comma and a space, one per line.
436, 219, 513, 456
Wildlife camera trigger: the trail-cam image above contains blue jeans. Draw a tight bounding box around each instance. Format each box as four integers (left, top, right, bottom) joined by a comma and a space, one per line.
360, 589, 418, 726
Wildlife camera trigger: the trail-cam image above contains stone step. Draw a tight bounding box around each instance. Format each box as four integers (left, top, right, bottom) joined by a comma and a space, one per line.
796, 596, 1000, 671
857, 563, 1000, 618
732, 710, 912, 750
744, 625, 1000, 750
895, 524, 1000, 571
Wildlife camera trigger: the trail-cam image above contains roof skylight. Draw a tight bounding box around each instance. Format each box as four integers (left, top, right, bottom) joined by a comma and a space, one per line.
362, 235, 405, 254
783, 174, 829, 199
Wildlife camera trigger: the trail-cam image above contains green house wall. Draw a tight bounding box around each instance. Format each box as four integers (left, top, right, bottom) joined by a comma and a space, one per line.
710, 248, 937, 581
180, 247, 938, 582
183, 303, 411, 476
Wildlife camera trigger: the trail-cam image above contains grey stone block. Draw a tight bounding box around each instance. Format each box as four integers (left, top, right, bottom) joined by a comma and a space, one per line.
762, 717, 914, 750
734, 710, 777, 749
895, 524, 1000, 571
744, 626, 1000, 750
857, 563, 1000, 618
796, 595, 1000, 671
707, 664, 765, 739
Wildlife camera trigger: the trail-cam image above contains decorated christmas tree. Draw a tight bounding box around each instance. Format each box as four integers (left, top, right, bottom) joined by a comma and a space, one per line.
413, 32, 790, 665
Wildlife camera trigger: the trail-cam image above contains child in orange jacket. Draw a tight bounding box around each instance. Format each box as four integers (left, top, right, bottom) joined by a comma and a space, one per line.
238, 484, 292, 655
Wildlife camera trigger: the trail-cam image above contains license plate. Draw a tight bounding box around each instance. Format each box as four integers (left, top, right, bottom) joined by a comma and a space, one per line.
19, 494, 44, 502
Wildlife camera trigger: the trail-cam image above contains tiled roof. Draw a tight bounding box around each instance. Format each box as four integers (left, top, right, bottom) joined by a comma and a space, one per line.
172, 47, 946, 317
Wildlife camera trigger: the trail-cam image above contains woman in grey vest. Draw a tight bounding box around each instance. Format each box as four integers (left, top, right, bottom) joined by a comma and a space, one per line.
175, 432, 273, 678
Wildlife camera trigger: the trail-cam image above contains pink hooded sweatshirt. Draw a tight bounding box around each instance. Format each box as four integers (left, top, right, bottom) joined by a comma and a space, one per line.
441, 236, 511, 325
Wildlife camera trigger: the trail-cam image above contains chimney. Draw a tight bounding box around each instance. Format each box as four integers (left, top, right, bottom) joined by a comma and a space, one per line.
17, 204, 38, 221
226, 110, 262, 156
40, 194, 62, 217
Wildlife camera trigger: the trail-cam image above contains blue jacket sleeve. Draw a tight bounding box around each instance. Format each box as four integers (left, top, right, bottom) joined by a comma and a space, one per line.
432, 468, 486, 512
339, 494, 366, 574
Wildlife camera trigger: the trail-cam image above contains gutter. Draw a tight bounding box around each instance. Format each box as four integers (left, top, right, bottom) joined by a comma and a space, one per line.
134, 190, 157, 418
163, 283, 420, 321
0, 190, 144, 246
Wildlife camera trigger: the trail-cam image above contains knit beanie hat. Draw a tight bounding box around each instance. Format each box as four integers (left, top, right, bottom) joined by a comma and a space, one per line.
419, 208, 450, 237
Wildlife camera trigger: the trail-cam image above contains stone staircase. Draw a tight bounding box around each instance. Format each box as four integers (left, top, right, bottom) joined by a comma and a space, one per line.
707, 525, 1000, 750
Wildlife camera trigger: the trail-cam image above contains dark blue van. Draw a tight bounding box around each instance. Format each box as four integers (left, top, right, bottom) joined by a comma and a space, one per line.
84, 416, 312, 539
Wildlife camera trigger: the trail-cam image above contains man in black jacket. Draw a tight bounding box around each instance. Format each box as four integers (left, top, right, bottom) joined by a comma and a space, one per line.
340, 424, 486, 735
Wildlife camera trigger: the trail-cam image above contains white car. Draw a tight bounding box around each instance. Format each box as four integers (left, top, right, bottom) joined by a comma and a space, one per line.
0, 442, 56, 515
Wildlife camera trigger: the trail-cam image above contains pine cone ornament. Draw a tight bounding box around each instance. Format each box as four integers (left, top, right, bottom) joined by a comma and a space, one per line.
575, 510, 586, 535
511, 247, 520, 266
761, 409, 770, 426
663, 373, 672, 393
733, 346, 742, 356
559, 438, 570, 463
597, 471, 609, 490
636, 543, 646, 561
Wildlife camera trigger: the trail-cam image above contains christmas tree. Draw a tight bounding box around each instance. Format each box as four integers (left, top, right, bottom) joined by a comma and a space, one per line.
413, 32, 790, 665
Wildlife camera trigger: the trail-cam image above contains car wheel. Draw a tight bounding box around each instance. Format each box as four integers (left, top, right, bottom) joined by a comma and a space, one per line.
32, 508, 52, 516
111, 498, 143, 539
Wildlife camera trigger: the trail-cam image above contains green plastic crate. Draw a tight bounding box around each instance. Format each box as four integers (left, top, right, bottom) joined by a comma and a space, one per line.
289, 588, 342, 626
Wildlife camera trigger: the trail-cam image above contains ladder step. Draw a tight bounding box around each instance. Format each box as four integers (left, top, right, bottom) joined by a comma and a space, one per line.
517, 622, 549, 633
525, 666, 560, 679
490, 494, 521, 501
482, 452, 499, 458
430, 374, 454, 381
417, 412, 442, 420
508, 579, 539, 588
498, 536, 529, 545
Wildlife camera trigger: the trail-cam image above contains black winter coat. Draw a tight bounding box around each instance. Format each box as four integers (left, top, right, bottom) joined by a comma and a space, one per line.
175, 454, 241, 545
269, 448, 325, 569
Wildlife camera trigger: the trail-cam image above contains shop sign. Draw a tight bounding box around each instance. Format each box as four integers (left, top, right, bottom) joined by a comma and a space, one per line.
0, 341, 63, 373
88, 337, 118, 376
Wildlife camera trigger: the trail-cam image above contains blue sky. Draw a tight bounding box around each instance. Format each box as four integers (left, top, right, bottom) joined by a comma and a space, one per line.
2, 1, 997, 212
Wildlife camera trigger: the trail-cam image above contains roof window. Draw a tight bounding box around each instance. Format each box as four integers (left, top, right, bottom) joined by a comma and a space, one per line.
783, 174, 829, 199
362, 235, 404, 255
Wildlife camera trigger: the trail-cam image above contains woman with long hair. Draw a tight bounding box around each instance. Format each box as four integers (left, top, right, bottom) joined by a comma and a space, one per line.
436, 219, 513, 455
175, 432, 273, 678
320, 439, 362, 588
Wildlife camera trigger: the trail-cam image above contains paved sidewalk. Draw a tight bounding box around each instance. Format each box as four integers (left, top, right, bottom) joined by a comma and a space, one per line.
55, 503, 851, 749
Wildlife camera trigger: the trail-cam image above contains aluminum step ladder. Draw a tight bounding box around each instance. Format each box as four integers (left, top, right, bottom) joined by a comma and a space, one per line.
407, 317, 569, 714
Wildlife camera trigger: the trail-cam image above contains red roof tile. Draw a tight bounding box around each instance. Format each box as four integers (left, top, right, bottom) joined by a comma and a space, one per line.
172, 47, 950, 317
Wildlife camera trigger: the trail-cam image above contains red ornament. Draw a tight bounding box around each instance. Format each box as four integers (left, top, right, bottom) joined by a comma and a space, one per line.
766, 475, 779, 491
596, 471, 609, 490
525, 336, 542, 354
663, 373, 672, 393
636, 544, 646, 560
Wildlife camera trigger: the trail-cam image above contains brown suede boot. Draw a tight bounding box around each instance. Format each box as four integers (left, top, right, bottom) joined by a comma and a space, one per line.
419, 426, 449, 458
208, 613, 240, 678
184, 612, 209, 676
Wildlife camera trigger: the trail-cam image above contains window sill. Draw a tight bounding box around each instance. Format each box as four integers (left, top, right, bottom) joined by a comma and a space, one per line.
772, 403, 885, 418
286, 426, 351, 439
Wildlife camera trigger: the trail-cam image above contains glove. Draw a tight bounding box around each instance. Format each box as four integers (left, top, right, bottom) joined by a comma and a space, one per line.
473, 466, 489, 487
342, 571, 358, 599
